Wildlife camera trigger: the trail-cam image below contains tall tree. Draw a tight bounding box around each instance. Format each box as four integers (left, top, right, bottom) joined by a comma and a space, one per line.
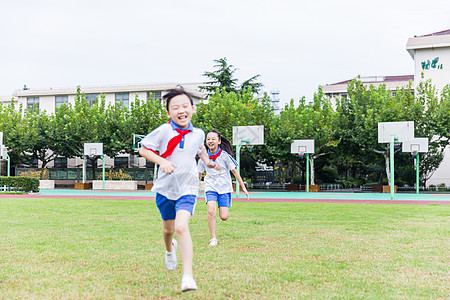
193, 89, 274, 178
0, 100, 30, 167
334, 78, 445, 186
201, 57, 263, 94
26, 108, 58, 173
266, 87, 337, 184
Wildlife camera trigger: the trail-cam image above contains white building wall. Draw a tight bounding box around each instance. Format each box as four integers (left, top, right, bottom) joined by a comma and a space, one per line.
413, 47, 450, 92
39, 96, 55, 113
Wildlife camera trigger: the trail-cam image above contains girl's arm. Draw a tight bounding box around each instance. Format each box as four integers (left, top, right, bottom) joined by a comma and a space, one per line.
139, 146, 177, 174
198, 145, 221, 170
231, 168, 249, 200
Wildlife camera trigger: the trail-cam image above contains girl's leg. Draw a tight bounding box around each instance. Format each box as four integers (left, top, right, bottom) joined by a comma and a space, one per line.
207, 201, 217, 239
175, 210, 193, 276
218, 207, 229, 221
162, 219, 175, 251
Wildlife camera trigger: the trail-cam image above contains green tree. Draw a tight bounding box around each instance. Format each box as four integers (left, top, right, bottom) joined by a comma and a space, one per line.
125, 93, 168, 153
193, 89, 274, 178
334, 78, 445, 187
0, 100, 30, 167
25, 108, 58, 174
267, 87, 336, 184
201, 57, 263, 94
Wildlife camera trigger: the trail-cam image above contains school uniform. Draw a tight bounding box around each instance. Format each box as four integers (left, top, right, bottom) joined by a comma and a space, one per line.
198, 147, 238, 207
141, 121, 205, 220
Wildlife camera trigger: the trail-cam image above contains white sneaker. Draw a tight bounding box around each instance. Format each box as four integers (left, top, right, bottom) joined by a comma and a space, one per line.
209, 238, 218, 246
165, 239, 177, 271
181, 274, 198, 292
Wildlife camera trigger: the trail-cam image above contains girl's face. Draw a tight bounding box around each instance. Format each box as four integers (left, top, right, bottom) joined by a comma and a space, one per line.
206, 132, 221, 152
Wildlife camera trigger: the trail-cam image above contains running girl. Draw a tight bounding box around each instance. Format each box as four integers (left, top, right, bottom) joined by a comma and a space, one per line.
198, 130, 249, 246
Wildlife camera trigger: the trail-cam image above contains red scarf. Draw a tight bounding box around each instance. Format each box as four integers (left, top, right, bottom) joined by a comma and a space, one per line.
209, 148, 222, 161
161, 129, 191, 158
149, 128, 191, 158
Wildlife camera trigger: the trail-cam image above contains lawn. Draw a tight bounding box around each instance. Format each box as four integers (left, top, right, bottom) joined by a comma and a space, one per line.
0, 197, 448, 299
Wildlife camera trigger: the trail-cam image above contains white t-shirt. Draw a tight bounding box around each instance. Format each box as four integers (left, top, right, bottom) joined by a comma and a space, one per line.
141, 121, 205, 199
198, 148, 238, 194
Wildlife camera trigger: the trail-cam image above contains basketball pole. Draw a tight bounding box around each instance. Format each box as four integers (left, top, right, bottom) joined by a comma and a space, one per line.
102, 154, 105, 190
82, 156, 87, 183
416, 153, 419, 194
306, 153, 310, 192
236, 139, 249, 198
390, 135, 395, 200
6, 153, 10, 177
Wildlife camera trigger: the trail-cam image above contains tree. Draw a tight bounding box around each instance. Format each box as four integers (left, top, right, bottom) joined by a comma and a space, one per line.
124, 93, 168, 154
193, 89, 274, 179
266, 87, 337, 184
201, 57, 263, 94
334, 78, 446, 187
0, 100, 31, 168
25, 108, 58, 174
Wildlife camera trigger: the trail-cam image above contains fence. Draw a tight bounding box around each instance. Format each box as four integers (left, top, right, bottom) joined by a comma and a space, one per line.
15, 167, 155, 181
0, 185, 20, 192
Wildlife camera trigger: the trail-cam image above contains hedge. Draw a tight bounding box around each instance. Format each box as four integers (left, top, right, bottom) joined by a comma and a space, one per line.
0, 177, 39, 193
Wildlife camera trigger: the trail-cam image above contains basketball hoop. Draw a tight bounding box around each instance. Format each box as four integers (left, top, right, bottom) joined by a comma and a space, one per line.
247, 145, 254, 152
411, 151, 418, 158
298, 153, 305, 158
394, 143, 401, 149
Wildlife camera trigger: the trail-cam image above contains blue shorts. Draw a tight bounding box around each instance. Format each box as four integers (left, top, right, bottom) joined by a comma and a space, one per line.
205, 191, 232, 208
155, 193, 197, 221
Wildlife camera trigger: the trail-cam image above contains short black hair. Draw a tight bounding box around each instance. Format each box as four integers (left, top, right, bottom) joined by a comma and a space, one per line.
163, 86, 194, 111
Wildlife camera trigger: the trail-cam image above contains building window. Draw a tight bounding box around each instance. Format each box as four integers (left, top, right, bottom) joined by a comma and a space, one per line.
54, 157, 68, 168
147, 91, 162, 101
55, 95, 69, 107
115, 93, 130, 109
86, 94, 99, 107
27, 97, 39, 110
114, 157, 129, 168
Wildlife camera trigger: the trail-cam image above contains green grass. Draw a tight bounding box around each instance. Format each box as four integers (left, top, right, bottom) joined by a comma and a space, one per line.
0, 198, 448, 299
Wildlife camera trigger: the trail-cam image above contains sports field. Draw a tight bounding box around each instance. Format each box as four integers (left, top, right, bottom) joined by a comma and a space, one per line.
0, 190, 448, 298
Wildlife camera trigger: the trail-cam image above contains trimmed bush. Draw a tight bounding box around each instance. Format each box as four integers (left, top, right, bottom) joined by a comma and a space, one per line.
0, 177, 39, 193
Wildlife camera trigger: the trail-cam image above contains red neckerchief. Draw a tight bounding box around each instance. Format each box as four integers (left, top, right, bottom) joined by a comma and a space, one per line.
209, 148, 222, 161
147, 127, 191, 158
160, 128, 191, 158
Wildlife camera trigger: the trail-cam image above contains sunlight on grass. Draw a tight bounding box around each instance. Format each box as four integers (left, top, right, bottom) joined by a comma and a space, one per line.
0, 198, 448, 298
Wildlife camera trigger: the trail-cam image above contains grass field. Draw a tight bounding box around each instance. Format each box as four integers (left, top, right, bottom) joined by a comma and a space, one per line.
0, 197, 448, 299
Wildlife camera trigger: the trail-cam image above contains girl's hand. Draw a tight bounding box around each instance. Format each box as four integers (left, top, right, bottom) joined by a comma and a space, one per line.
159, 159, 177, 174
243, 190, 250, 200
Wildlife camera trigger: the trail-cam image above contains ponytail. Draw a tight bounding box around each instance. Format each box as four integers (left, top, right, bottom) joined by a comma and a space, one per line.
208, 130, 234, 158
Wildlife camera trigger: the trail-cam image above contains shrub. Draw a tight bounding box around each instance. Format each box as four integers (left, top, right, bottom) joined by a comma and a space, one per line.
292, 176, 302, 184
0, 177, 39, 193
316, 166, 339, 184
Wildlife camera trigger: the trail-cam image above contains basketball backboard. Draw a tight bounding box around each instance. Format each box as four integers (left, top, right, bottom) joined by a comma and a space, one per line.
0, 145, 7, 159
232, 126, 264, 145
402, 137, 429, 153
291, 140, 315, 154
84, 143, 103, 156
133, 134, 146, 152
378, 121, 414, 143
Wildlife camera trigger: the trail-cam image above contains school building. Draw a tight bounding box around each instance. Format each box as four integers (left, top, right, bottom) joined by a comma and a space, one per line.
9, 82, 204, 114
0, 83, 205, 176
323, 28, 450, 186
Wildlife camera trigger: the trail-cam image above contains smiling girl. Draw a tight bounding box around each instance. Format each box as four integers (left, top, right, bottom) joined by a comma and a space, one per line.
198, 130, 249, 246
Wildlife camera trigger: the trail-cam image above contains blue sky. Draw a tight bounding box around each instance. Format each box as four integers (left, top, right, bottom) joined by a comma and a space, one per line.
0, 0, 449, 106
